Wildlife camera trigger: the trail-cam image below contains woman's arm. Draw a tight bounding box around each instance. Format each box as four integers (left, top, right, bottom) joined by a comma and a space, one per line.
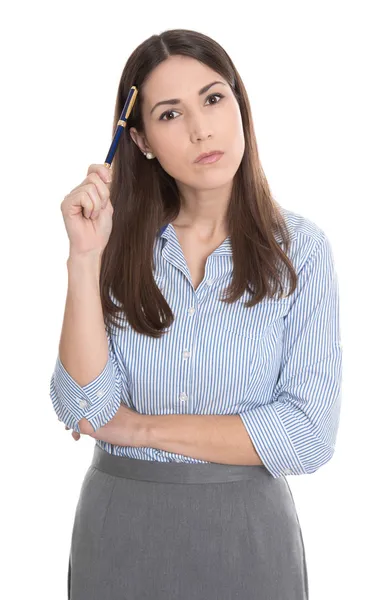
50, 252, 122, 434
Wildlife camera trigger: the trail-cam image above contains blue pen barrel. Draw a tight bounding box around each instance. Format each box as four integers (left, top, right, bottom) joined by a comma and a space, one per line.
104, 126, 124, 166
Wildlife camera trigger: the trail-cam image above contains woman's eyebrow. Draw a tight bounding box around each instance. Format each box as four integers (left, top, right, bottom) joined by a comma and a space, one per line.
150, 81, 226, 115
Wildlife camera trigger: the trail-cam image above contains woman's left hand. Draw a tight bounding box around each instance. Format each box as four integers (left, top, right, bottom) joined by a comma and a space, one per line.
64, 404, 146, 447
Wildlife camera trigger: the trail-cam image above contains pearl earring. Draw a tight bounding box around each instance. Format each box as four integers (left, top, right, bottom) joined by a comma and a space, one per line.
143, 151, 155, 159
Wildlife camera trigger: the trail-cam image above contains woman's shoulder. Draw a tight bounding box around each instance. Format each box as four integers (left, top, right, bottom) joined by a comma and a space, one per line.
279, 206, 332, 267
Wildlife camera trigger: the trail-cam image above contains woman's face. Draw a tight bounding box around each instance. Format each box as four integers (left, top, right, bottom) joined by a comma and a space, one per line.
130, 55, 245, 192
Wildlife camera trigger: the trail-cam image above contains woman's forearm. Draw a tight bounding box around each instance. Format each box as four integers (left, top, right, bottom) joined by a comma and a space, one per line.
59, 252, 108, 387
143, 413, 263, 466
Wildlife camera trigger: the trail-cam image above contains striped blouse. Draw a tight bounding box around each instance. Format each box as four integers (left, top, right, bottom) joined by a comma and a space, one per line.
49, 206, 342, 478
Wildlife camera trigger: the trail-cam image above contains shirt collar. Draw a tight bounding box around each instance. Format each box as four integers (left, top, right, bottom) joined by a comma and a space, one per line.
157, 222, 285, 255
157, 223, 232, 255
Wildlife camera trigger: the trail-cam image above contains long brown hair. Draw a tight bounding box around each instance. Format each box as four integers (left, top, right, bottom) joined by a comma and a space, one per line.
101, 28, 298, 339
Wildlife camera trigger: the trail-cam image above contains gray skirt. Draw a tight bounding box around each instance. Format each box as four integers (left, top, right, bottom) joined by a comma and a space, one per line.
67, 443, 309, 599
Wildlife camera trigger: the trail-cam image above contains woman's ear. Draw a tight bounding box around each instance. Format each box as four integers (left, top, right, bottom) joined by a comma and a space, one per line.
129, 127, 151, 155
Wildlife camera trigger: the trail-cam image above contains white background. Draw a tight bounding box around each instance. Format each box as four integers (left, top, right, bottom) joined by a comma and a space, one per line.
1, 1, 385, 598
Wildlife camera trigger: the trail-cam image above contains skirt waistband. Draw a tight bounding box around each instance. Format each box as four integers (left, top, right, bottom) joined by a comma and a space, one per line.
91, 444, 268, 484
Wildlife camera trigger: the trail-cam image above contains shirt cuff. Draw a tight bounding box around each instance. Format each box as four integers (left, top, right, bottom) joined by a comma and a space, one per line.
239, 404, 307, 478
50, 355, 120, 433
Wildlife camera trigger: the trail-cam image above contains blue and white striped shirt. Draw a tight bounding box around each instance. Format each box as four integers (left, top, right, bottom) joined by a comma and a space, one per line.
50, 207, 342, 478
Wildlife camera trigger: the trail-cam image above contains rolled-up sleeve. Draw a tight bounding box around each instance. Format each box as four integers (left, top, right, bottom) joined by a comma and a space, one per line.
49, 332, 125, 434
239, 233, 342, 478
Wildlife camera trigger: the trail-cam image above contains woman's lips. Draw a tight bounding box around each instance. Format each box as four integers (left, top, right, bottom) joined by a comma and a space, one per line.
195, 152, 224, 164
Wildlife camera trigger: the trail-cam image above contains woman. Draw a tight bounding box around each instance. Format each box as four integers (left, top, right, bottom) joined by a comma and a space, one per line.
50, 28, 342, 599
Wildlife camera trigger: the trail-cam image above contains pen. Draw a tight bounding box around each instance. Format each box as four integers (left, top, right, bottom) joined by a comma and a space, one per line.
104, 85, 138, 170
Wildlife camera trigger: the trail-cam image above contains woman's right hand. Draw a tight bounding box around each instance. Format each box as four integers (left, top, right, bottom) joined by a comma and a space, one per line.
60, 163, 114, 257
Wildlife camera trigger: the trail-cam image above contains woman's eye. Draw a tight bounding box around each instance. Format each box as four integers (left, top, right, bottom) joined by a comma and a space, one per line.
159, 93, 224, 121
159, 109, 178, 122
207, 93, 224, 105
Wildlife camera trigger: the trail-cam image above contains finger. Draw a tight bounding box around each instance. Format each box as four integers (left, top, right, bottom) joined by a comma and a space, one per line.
86, 163, 113, 185
86, 172, 111, 212
68, 187, 98, 220
69, 165, 111, 194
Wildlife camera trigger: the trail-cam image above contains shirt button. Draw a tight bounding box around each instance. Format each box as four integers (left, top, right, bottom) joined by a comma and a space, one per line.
78, 398, 88, 409
179, 392, 188, 402
182, 350, 190, 359
282, 468, 292, 475
96, 390, 104, 398
187, 307, 195, 315
207, 279, 213, 285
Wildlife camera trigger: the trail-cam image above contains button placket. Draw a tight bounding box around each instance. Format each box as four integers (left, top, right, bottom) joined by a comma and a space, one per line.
180, 288, 198, 407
